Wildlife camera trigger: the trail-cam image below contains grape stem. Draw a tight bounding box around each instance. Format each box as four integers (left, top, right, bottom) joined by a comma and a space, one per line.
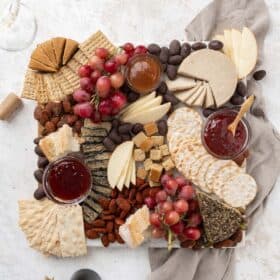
167, 228, 173, 251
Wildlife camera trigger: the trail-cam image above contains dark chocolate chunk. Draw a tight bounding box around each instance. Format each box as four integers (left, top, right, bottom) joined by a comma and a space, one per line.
37, 157, 49, 169
169, 40, 181, 55
208, 40, 223, 50
34, 145, 44, 157
191, 42, 207, 50
236, 81, 247, 97
33, 185, 46, 200
132, 123, 143, 134
166, 65, 178, 80
157, 81, 168, 95
168, 55, 183, 65
159, 47, 169, 63
253, 70, 266, 80
34, 169, 43, 183
180, 42, 191, 58
147, 43, 161, 55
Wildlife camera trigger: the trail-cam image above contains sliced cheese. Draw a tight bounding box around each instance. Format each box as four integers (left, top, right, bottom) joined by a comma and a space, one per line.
120, 92, 156, 115
231, 29, 242, 70
130, 159, 136, 185
204, 83, 215, 108
224, 29, 234, 61
121, 103, 171, 124
238, 27, 258, 79
185, 85, 205, 106
174, 81, 202, 102
122, 96, 162, 117
117, 152, 131, 191
108, 141, 134, 188
166, 76, 196, 92
192, 86, 207, 107
178, 49, 237, 107
124, 156, 133, 188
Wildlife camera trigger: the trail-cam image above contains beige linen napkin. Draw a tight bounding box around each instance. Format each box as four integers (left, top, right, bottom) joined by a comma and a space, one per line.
149, 0, 280, 279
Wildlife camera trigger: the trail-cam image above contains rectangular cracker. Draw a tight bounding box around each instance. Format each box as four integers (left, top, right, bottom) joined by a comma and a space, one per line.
44, 73, 65, 101
36, 74, 50, 104
21, 69, 40, 100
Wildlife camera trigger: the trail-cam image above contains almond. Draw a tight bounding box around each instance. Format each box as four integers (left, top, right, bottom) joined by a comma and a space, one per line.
120, 210, 129, 220
136, 192, 143, 204
45, 121, 56, 133
115, 232, 125, 244
108, 199, 117, 213
136, 177, 145, 187
99, 198, 110, 210
110, 189, 118, 198
106, 221, 114, 233
86, 229, 100, 239
115, 218, 125, 225
91, 219, 105, 228
101, 234, 110, 247
116, 197, 131, 212
108, 233, 115, 243
101, 214, 115, 220
128, 189, 136, 200
90, 227, 107, 234
62, 100, 72, 113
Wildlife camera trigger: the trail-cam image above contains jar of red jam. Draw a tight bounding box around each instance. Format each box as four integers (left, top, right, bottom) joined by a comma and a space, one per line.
202, 109, 250, 160
125, 53, 162, 94
42, 156, 91, 204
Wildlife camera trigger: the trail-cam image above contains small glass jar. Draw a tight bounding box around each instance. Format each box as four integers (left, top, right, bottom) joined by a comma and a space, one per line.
42, 156, 92, 204
125, 53, 162, 94
202, 108, 251, 160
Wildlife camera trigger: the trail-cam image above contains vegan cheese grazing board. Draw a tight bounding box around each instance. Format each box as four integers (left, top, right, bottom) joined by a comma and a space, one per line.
18, 27, 265, 256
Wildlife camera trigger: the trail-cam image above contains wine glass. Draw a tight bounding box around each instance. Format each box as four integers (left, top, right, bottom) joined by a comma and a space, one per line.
0, 0, 37, 51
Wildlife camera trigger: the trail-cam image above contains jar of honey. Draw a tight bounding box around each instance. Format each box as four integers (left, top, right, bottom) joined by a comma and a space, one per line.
125, 54, 162, 94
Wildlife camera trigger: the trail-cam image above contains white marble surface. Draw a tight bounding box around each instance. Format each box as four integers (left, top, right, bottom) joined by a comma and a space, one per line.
0, 0, 279, 279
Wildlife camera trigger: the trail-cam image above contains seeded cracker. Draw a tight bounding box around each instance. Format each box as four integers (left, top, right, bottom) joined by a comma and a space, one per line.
197, 191, 243, 243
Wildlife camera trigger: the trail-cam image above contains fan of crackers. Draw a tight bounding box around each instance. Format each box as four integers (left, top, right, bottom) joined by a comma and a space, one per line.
22, 31, 117, 104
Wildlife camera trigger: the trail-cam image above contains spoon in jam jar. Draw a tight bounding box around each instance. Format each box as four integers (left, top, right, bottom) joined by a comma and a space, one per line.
227, 94, 255, 136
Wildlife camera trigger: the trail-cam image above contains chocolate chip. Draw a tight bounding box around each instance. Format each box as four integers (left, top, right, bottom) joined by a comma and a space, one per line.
34, 145, 45, 157
168, 55, 183, 65
191, 42, 207, 50
118, 123, 133, 134
157, 81, 168, 95
236, 81, 247, 97
202, 108, 215, 118
132, 123, 143, 134
37, 157, 49, 169
180, 43, 191, 58
253, 70, 266, 81
230, 94, 244, 105
127, 91, 140, 103
33, 185, 46, 200
208, 40, 223, 50
166, 65, 178, 80
147, 43, 161, 55
33, 137, 43, 145
169, 40, 181, 55
159, 47, 169, 63
103, 137, 116, 152
157, 120, 168, 135
34, 169, 44, 183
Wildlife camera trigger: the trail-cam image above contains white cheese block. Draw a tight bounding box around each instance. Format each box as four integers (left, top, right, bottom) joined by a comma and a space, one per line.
238, 27, 258, 79
122, 96, 162, 117
185, 85, 205, 106
204, 83, 215, 108
108, 141, 134, 189
178, 49, 237, 107
121, 102, 171, 124
166, 76, 196, 92
174, 82, 202, 102
192, 86, 207, 107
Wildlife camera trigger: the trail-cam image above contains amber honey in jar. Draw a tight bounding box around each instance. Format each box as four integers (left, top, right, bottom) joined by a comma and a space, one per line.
125, 54, 162, 94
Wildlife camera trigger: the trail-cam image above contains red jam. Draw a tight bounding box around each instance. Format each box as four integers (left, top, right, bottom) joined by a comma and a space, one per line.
47, 158, 91, 201
203, 110, 248, 158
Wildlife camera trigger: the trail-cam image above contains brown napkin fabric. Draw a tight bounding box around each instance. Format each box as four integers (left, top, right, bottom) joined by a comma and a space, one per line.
149, 0, 280, 279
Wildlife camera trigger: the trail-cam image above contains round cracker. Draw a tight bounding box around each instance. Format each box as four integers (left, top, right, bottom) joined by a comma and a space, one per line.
212, 165, 243, 197
189, 153, 210, 184
221, 173, 257, 208
205, 160, 232, 192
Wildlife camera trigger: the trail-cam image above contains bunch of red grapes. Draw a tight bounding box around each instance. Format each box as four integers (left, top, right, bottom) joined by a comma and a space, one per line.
145, 174, 202, 242
73, 43, 147, 123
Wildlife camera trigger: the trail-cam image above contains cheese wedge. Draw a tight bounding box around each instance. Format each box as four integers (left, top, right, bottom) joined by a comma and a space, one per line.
238, 27, 258, 79
224, 29, 234, 61
231, 29, 242, 70
204, 83, 215, 108
166, 76, 196, 92
121, 92, 156, 115
108, 141, 134, 188
121, 103, 171, 124
174, 82, 202, 102
178, 49, 237, 107
122, 96, 162, 117
192, 86, 207, 107
185, 85, 205, 106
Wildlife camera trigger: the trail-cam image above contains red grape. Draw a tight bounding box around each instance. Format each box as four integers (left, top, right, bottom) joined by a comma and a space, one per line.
90, 69, 101, 84
78, 65, 92, 78
144, 197, 156, 209
188, 213, 202, 227
173, 199, 189, 214
73, 89, 91, 103
151, 227, 165, 239
170, 221, 184, 235
98, 99, 113, 116
80, 77, 94, 92
115, 52, 129, 65
110, 72, 125, 89
96, 76, 111, 98
123, 42, 134, 53
155, 190, 167, 203
104, 59, 118, 74
160, 201, 173, 213
164, 179, 178, 195
188, 200, 199, 212
88, 55, 104, 71
160, 173, 172, 186
183, 227, 201, 240
134, 45, 148, 55
111, 91, 127, 113
73, 102, 93, 118
150, 213, 161, 227
95, 47, 109, 59
164, 211, 180, 226
175, 176, 188, 188
178, 185, 195, 201
90, 110, 101, 123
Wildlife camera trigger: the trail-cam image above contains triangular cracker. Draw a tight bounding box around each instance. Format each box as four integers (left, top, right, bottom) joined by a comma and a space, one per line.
62, 39, 79, 65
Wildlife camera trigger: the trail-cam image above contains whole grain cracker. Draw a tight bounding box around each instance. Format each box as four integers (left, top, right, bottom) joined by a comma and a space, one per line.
221, 173, 257, 208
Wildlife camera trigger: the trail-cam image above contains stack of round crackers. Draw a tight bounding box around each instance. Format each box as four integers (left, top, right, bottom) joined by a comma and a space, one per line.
167, 107, 257, 209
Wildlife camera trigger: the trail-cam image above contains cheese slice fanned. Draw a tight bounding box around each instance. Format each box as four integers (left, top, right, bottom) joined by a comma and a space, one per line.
166, 76, 196, 92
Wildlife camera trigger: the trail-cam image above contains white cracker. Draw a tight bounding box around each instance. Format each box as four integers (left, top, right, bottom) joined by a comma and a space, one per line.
190, 154, 212, 185
221, 173, 257, 208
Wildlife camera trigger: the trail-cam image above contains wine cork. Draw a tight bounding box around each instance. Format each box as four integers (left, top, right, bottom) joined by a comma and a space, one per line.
0, 93, 23, 120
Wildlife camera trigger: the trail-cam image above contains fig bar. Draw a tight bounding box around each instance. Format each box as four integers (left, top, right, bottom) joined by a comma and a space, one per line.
197, 191, 243, 244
